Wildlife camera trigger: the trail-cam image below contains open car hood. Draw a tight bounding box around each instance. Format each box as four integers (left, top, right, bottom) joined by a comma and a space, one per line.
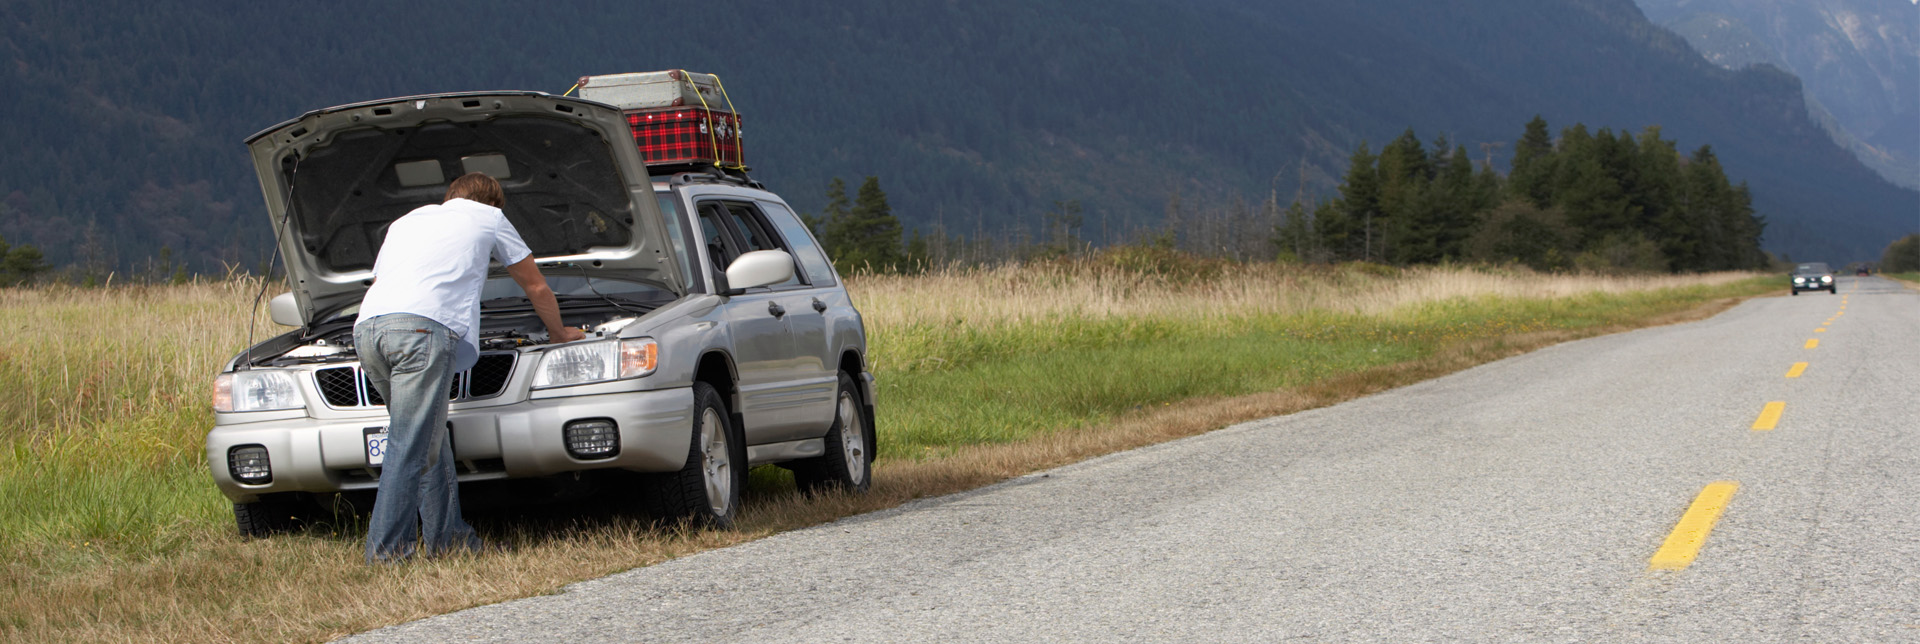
245, 92, 685, 326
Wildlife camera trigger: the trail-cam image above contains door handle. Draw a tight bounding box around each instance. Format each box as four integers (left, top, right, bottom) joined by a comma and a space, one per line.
768, 302, 786, 318
811, 298, 827, 313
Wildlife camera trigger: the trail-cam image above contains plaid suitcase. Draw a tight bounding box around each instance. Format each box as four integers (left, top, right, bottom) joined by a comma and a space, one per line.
625, 107, 744, 168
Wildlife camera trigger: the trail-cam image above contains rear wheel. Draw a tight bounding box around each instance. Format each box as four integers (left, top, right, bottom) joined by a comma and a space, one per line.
792, 372, 873, 495
646, 382, 744, 528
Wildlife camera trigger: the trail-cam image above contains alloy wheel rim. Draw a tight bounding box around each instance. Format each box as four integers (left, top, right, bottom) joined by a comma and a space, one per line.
701, 407, 731, 515
838, 392, 866, 486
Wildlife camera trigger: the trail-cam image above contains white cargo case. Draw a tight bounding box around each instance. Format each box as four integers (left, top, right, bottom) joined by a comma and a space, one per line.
577, 70, 727, 110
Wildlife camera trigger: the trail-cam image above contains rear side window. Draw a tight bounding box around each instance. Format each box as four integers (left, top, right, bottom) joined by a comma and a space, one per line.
726, 204, 780, 253
697, 199, 804, 290
758, 201, 837, 287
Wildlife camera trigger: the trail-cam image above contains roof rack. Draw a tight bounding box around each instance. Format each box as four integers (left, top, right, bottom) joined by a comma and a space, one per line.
655, 165, 764, 190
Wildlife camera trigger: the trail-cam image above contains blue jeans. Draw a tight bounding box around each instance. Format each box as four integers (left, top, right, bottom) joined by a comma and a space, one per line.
354, 313, 481, 563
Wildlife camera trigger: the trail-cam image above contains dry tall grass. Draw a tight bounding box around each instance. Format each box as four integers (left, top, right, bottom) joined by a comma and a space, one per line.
0, 279, 284, 459
0, 262, 1771, 643
857, 260, 1753, 330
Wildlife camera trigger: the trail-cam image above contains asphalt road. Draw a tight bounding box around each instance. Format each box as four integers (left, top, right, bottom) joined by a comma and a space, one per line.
342, 276, 1919, 643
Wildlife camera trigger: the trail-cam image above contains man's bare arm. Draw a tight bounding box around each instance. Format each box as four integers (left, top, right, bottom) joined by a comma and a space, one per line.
506, 258, 586, 343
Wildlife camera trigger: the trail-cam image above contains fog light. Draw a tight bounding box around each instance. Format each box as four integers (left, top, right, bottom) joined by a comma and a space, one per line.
564, 419, 619, 459
229, 445, 272, 484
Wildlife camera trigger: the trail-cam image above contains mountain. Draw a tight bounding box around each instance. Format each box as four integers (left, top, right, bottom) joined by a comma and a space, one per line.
1, 0, 1914, 272
1636, 0, 1920, 189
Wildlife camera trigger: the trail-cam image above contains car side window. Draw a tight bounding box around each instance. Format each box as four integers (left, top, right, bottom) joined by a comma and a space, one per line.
757, 201, 838, 288
724, 202, 804, 289
697, 199, 806, 290
725, 204, 779, 253
697, 203, 741, 274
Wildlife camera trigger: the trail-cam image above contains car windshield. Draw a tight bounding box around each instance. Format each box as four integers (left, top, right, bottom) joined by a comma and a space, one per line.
1794, 263, 1831, 274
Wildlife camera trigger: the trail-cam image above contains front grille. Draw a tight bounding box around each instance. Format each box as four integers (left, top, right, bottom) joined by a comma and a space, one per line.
313, 353, 517, 409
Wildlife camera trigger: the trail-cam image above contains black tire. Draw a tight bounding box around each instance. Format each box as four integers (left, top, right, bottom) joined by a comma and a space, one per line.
1830, 286, 1838, 294
1791, 289, 1799, 296
792, 372, 874, 495
645, 382, 745, 528
233, 493, 312, 538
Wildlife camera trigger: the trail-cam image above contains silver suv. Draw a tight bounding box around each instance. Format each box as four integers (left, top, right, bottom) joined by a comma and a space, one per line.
207, 92, 874, 535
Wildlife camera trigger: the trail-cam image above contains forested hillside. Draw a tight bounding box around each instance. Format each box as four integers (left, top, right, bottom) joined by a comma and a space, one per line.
0, 0, 1912, 275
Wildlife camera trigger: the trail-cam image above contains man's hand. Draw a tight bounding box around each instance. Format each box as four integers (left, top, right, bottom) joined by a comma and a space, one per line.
507, 258, 585, 345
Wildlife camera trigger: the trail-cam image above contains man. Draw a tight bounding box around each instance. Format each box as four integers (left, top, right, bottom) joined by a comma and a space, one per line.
353, 172, 586, 563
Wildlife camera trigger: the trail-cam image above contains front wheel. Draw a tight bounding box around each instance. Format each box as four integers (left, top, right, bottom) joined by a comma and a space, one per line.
645, 382, 745, 528
792, 372, 874, 495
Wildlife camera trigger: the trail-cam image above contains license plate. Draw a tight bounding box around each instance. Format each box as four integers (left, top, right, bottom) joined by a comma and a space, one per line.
364, 427, 388, 467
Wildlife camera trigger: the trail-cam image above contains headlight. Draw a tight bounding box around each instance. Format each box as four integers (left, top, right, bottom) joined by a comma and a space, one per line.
1821, 275, 1833, 283
1793, 277, 1805, 284
532, 338, 658, 389
213, 370, 305, 412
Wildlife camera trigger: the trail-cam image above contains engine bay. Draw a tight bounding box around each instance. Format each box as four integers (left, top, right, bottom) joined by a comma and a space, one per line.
260, 305, 645, 367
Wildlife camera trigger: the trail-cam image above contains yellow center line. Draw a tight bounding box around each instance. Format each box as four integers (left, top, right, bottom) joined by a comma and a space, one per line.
1822, 321, 1832, 326
1785, 362, 1807, 378
1805, 339, 1819, 349
1752, 401, 1786, 430
1814, 328, 1827, 333
1650, 481, 1740, 571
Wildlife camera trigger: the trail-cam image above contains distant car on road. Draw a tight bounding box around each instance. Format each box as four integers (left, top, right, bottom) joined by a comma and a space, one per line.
1790, 262, 1837, 295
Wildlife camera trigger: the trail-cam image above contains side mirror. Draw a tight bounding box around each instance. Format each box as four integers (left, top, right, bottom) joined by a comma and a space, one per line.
724, 250, 795, 293
268, 292, 302, 327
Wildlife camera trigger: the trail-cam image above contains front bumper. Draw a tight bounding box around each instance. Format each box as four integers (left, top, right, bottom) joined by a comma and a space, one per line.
1791, 280, 1835, 293
205, 387, 695, 503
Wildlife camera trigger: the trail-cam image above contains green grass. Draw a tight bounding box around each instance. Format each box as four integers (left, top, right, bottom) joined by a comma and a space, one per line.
870, 279, 1774, 458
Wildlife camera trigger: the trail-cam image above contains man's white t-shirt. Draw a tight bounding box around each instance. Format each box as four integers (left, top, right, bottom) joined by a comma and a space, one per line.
356, 198, 533, 371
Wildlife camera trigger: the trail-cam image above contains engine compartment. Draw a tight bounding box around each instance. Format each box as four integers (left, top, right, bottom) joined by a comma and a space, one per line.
259, 306, 644, 367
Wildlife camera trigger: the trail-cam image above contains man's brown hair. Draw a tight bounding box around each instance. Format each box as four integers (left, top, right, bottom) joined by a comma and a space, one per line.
445, 172, 506, 208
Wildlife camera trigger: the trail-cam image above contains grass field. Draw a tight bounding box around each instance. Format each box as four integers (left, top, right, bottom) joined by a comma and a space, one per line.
0, 259, 1775, 642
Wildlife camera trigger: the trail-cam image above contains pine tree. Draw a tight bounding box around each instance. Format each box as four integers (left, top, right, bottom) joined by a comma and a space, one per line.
808, 177, 851, 242
1334, 142, 1381, 262
1313, 199, 1353, 262
1377, 129, 1435, 263
1633, 127, 1687, 265
1272, 198, 1316, 263
821, 176, 905, 274
1508, 115, 1556, 208
1549, 124, 1631, 249
1430, 144, 1480, 260
0, 234, 48, 286
904, 228, 930, 272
